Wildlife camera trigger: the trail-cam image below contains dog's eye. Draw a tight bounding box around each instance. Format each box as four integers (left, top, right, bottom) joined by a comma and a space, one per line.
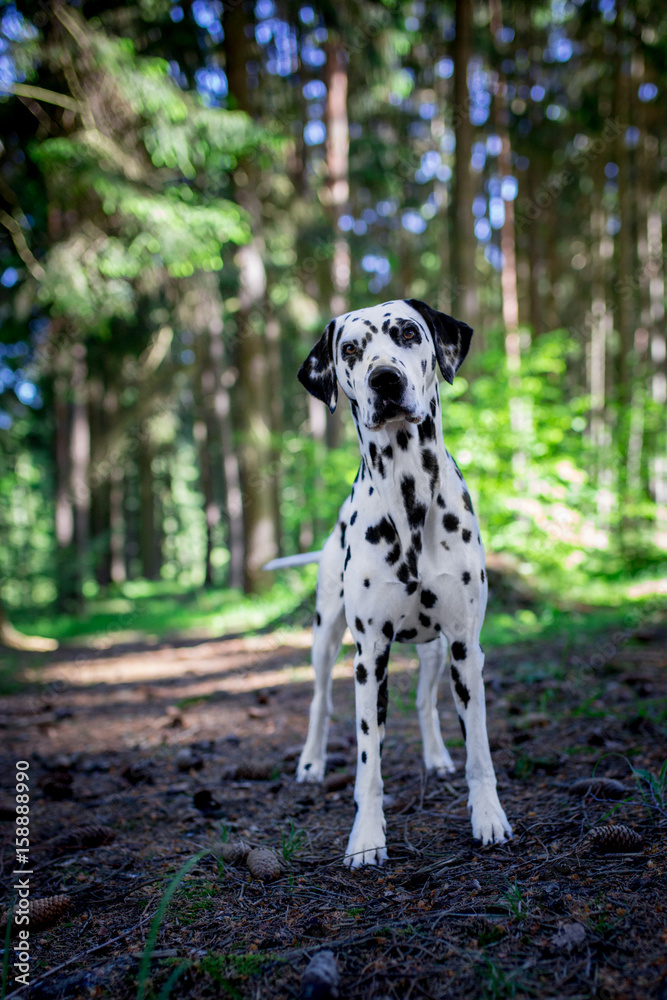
403, 328, 417, 340
342, 343, 357, 356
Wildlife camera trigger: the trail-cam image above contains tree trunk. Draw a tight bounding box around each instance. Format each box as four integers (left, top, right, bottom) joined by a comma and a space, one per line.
138, 427, 160, 580
452, 0, 478, 330
613, 21, 635, 540
70, 343, 90, 603
490, 0, 526, 489
323, 36, 350, 448
224, 3, 279, 592
109, 463, 126, 585
89, 377, 111, 587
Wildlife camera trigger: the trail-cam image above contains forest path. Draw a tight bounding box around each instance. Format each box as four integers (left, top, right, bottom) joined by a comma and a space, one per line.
0, 617, 666, 999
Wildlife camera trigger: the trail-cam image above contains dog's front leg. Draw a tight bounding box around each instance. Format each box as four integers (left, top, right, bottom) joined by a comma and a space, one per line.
344, 634, 391, 867
448, 637, 512, 845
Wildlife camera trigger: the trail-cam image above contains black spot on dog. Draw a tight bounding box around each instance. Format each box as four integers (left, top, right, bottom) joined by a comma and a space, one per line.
350, 510, 357, 525
339, 589, 344, 597
481, 569, 486, 583
421, 448, 439, 494
419, 613, 431, 628
369, 487, 374, 496
421, 358, 427, 373
304, 762, 312, 770
462, 529, 472, 543
443, 513, 460, 532
382, 621, 394, 640
356, 642, 362, 655
355, 617, 365, 634
366, 516, 396, 546
401, 476, 427, 528
383, 445, 393, 461
451, 641, 467, 661
369, 442, 377, 465
396, 428, 411, 450
430, 396, 437, 417
340, 522, 347, 549
377, 676, 388, 726
462, 490, 474, 513
386, 542, 401, 565
361, 718, 369, 735
364, 578, 370, 588
462, 571, 471, 585
356, 663, 368, 684
459, 716, 467, 740
344, 545, 351, 571
315, 611, 322, 626
361, 750, 367, 763
411, 531, 422, 553
420, 589, 437, 608
431, 353, 436, 371
375, 647, 389, 678
451, 665, 470, 707
406, 545, 419, 577
396, 628, 418, 641
417, 415, 435, 443
436, 494, 446, 509
406, 581, 418, 594
434, 622, 441, 631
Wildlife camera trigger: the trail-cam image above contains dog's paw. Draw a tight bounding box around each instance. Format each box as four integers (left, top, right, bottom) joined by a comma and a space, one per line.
468, 789, 512, 845
296, 755, 325, 784
344, 818, 388, 868
425, 751, 456, 778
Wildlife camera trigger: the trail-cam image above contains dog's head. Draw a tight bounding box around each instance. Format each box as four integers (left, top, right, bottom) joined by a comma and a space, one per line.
298, 299, 472, 430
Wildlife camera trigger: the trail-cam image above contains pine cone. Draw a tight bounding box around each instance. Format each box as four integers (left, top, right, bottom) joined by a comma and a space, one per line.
1, 894, 73, 934
50, 824, 115, 853
235, 762, 276, 781
587, 824, 643, 853
220, 840, 249, 865
246, 847, 282, 881
569, 777, 627, 800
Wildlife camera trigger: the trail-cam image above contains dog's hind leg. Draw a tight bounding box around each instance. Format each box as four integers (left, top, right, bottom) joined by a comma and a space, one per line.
416, 636, 456, 777
297, 528, 347, 784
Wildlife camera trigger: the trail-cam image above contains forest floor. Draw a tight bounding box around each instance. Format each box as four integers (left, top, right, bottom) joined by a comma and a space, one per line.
0, 596, 666, 1000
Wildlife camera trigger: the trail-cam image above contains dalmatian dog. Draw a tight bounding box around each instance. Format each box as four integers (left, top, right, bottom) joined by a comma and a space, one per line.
266, 299, 512, 867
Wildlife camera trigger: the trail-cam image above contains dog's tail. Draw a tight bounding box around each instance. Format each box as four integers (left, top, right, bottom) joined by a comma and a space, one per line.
262, 551, 322, 571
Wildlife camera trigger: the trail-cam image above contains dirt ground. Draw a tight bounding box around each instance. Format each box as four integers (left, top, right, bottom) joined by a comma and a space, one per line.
1, 611, 666, 1000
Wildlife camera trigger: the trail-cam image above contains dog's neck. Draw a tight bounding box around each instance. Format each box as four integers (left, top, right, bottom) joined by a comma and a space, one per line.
351, 387, 447, 523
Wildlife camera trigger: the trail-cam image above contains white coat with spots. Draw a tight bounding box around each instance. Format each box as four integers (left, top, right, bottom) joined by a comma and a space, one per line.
271, 299, 512, 867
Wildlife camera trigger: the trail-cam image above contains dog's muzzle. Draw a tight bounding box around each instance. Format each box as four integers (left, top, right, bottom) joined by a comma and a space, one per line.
367, 365, 419, 428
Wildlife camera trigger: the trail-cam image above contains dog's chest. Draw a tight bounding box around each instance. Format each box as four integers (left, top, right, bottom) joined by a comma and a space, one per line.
343, 443, 486, 642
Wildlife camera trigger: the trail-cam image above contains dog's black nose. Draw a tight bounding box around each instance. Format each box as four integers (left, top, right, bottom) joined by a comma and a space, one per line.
369, 366, 405, 397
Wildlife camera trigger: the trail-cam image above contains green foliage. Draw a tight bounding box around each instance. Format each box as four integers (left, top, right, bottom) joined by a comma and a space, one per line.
280, 820, 307, 861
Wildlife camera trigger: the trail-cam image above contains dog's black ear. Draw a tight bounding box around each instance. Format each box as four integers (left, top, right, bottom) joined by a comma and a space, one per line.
297, 319, 338, 413
405, 299, 473, 385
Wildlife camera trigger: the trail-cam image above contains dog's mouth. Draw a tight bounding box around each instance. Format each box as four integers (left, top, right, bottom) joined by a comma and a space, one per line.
366, 398, 421, 430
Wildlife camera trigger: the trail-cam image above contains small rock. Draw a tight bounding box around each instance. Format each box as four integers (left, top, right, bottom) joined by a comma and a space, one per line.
193, 789, 223, 816
176, 748, 204, 772
300, 949, 339, 999
324, 772, 353, 793
550, 922, 586, 951
121, 762, 153, 786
